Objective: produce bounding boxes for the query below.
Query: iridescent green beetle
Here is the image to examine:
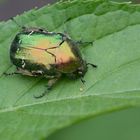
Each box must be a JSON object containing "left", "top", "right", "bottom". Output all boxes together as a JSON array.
[{"left": 6, "top": 20, "right": 97, "bottom": 98}]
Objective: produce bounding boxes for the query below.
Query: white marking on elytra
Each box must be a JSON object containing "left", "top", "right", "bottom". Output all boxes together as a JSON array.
[
  {"left": 31, "top": 70, "right": 43, "bottom": 76},
  {"left": 21, "top": 59, "right": 25, "bottom": 68},
  {"left": 16, "top": 48, "right": 20, "bottom": 53},
  {"left": 22, "top": 63, "right": 25, "bottom": 68},
  {"left": 28, "top": 31, "right": 34, "bottom": 38},
  {"left": 19, "top": 40, "right": 22, "bottom": 44},
  {"left": 37, "top": 70, "right": 43, "bottom": 74}
]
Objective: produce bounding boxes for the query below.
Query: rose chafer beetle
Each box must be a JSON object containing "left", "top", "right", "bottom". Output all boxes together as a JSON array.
[{"left": 5, "top": 19, "right": 97, "bottom": 98}]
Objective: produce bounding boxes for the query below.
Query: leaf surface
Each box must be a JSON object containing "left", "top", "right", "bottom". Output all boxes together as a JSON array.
[{"left": 0, "top": 0, "right": 140, "bottom": 139}]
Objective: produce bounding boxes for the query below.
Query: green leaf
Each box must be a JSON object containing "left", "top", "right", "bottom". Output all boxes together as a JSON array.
[{"left": 0, "top": 0, "right": 140, "bottom": 139}]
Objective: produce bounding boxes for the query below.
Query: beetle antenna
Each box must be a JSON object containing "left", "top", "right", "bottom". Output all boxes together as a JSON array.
[
  {"left": 10, "top": 17, "right": 26, "bottom": 30},
  {"left": 86, "top": 63, "right": 97, "bottom": 68}
]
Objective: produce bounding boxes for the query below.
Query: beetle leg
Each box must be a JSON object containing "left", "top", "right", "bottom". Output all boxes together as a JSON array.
[
  {"left": 73, "top": 40, "right": 93, "bottom": 48},
  {"left": 34, "top": 76, "right": 60, "bottom": 99},
  {"left": 3, "top": 71, "right": 20, "bottom": 76},
  {"left": 46, "top": 78, "right": 59, "bottom": 91},
  {"left": 38, "top": 28, "right": 49, "bottom": 33},
  {"left": 3, "top": 67, "right": 21, "bottom": 76},
  {"left": 3, "top": 67, "right": 34, "bottom": 77}
]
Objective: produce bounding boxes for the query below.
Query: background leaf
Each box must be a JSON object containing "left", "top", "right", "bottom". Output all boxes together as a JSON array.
[
  {"left": 0, "top": 0, "right": 140, "bottom": 139},
  {"left": 48, "top": 107, "right": 140, "bottom": 140}
]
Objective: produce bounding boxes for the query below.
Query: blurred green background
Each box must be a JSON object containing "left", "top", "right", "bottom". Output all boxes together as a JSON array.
[
  {"left": 48, "top": 107, "right": 140, "bottom": 140},
  {"left": 0, "top": 0, "right": 140, "bottom": 140}
]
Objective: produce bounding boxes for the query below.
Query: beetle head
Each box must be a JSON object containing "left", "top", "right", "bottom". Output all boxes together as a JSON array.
[
  {"left": 70, "top": 61, "right": 97, "bottom": 79},
  {"left": 76, "top": 60, "right": 88, "bottom": 78},
  {"left": 66, "top": 60, "right": 87, "bottom": 79}
]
